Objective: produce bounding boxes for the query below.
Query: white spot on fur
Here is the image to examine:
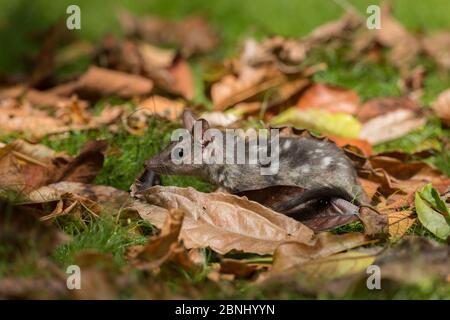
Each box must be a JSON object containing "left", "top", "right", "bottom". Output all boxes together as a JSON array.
[
  {"left": 301, "top": 166, "right": 311, "bottom": 173},
  {"left": 321, "top": 156, "right": 333, "bottom": 167},
  {"left": 283, "top": 140, "right": 292, "bottom": 149}
]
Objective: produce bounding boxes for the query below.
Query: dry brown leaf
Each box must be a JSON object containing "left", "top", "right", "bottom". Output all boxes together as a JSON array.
[
  {"left": 386, "top": 210, "right": 416, "bottom": 239},
  {"left": 51, "top": 140, "right": 108, "bottom": 183},
  {"left": 296, "top": 83, "right": 360, "bottom": 114},
  {"left": 374, "top": 236, "right": 449, "bottom": 285},
  {"left": 0, "top": 139, "right": 106, "bottom": 193},
  {"left": 0, "top": 98, "right": 68, "bottom": 139},
  {"left": 359, "top": 207, "right": 388, "bottom": 236},
  {"left": 210, "top": 38, "right": 310, "bottom": 110},
  {"left": 375, "top": 3, "right": 421, "bottom": 68},
  {"left": 304, "top": 11, "right": 362, "bottom": 46},
  {"left": 432, "top": 88, "right": 450, "bottom": 126},
  {"left": 127, "top": 209, "right": 200, "bottom": 273},
  {"left": 118, "top": 11, "right": 218, "bottom": 57},
  {"left": 353, "top": 152, "right": 448, "bottom": 199},
  {"left": 0, "top": 197, "right": 69, "bottom": 257},
  {"left": 359, "top": 108, "right": 426, "bottom": 144},
  {"left": 357, "top": 97, "right": 421, "bottom": 123},
  {"left": 28, "top": 181, "right": 130, "bottom": 210},
  {"left": 271, "top": 232, "right": 373, "bottom": 273},
  {"left": 219, "top": 258, "right": 267, "bottom": 279},
  {"left": 358, "top": 177, "right": 380, "bottom": 201},
  {"left": 0, "top": 277, "right": 69, "bottom": 299},
  {"left": 259, "top": 233, "right": 377, "bottom": 289},
  {"left": 328, "top": 136, "right": 372, "bottom": 156},
  {"left": 50, "top": 66, "right": 153, "bottom": 99},
  {"left": 422, "top": 31, "right": 450, "bottom": 71},
  {"left": 127, "top": 185, "right": 315, "bottom": 255}
]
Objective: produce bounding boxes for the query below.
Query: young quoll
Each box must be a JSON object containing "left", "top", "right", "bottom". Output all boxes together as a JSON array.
[{"left": 144, "top": 110, "right": 367, "bottom": 206}]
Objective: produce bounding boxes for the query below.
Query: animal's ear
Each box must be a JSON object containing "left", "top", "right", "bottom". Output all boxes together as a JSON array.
[
  {"left": 193, "top": 118, "right": 212, "bottom": 145},
  {"left": 198, "top": 118, "right": 210, "bottom": 133},
  {"left": 182, "top": 110, "right": 197, "bottom": 132}
]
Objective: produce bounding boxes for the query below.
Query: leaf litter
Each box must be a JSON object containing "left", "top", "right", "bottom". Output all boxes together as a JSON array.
[{"left": 0, "top": 5, "right": 449, "bottom": 299}]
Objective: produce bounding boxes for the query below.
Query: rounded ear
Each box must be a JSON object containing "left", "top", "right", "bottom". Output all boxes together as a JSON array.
[
  {"left": 182, "top": 110, "right": 197, "bottom": 132},
  {"left": 198, "top": 118, "right": 210, "bottom": 132}
]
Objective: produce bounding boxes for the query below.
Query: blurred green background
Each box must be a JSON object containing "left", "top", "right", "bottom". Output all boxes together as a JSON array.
[{"left": 1, "top": 0, "right": 450, "bottom": 73}]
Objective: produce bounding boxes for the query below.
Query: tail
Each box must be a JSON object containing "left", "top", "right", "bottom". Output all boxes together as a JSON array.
[{"left": 270, "top": 186, "right": 360, "bottom": 213}]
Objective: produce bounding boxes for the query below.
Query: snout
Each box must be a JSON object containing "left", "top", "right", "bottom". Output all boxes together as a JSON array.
[{"left": 144, "top": 156, "right": 172, "bottom": 174}]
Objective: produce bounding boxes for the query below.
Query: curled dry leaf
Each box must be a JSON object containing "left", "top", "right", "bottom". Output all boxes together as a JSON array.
[
  {"left": 357, "top": 96, "right": 421, "bottom": 123},
  {"left": 126, "top": 185, "right": 315, "bottom": 255},
  {"left": 0, "top": 98, "right": 68, "bottom": 139},
  {"left": 124, "top": 95, "right": 186, "bottom": 134},
  {"left": 0, "top": 197, "right": 69, "bottom": 257},
  {"left": 432, "top": 88, "right": 450, "bottom": 126},
  {"left": 296, "top": 83, "right": 360, "bottom": 114},
  {"left": 358, "top": 206, "right": 388, "bottom": 236},
  {"left": 354, "top": 152, "right": 448, "bottom": 198},
  {"left": 328, "top": 136, "right": 372, "bottom": 157},
  {"left": 210, "top": 38, "right": 311, "bottom": 110},
  {"left": 422, "top": 31, "right": 450, "bottom": 71},
  {"left": 28, "top": 181, "right": 130, "bottom": 211},
  {"left": 374, "top": 3, "right": 421, "bottom": 69},
  {"left": 0, "top": 277, "right": 69, "bottom": 299},
  {"left": 127, "top": 209, "right": 200, "bottom": 273},
  {"left": 118, "top": 11, "right": 218, "bottom": 57},
  {"left": 0, "top": 85, "right": 89, "bottom": 109},
  {"left": 359, "top": 109, "right": 426, "bottom": 144},
  {"left": 50, "top": 66, "right": 153, "bottom": 99},
  {"left": 271, "top": 232, "right": 373, "bottom": 273},
  {"left": 374, "top": 236, "right": 450, "bottom": 285},
  {"left": 385, "top": 210, "right": 416, "bottom": 240},
  {"left": 304, "top": 11, "right": 362, "bottom": 46},
  {"left": 259, "top": 233, "right": 377, "bottom": 290},
  {"left": 0, "top": 91, "right": 123, "bottom": 139},
  {"left": 0, "top": 139, "right": 106, "bottom": 193},
  {"left": 357, "top": 97, "right": 425, "bottom": 144}
]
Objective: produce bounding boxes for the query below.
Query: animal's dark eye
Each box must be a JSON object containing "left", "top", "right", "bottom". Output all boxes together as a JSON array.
[{"left": 178, "top": 149, "right": 184, "bottom": 158}]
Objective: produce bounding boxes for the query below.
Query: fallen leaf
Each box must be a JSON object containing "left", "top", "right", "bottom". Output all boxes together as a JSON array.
[
  {"left": 358, "top": 206, "right": 388, "bottom": 236},
  {"left": 127, "top": 209, "right": 200, "bottom": 274},
  {"left": 296, "top": 83, "right": 359, "bottom": 114},
  {"left": 28, "top": 181, "right": 130, "bottom": 211},
  {"left": 422, "top": 31, "right": 450, "bottom": 71},
  {"left": 304, "top": 11, "right": 362, "bottom": 46},
  {"left": 0, "top": 139, "right": 106, "bottom": 193},
  {"left": 328, "top": 136, "right": 372, "bottom": 156},
  {"left": 374, "top": 3, "right": 421, "bottom": 69},
  {"left": 118, "top": 11, "right": 218, "bottom": 57},
  {"left": 359, "top": 108, "right": 426, "bottom": 144},
  {"left": 357, "top": 97, "right": 421, "bottom": 123},
  {"left": 137, "top": 96, "right": 185, "bottom": 122},
  {"left": 219, "top": 258, "right": 267, "bottom": 279},
  {"left": 374, "top": 236, "right": 449, "bottom": 285},
  {"left": 271, "top": 108, "right": 361, "bottom": 138},
  {"left": 386, "top": 210, "right": 416, "bottom": 239},
  {"left": 432, "top": 88, "right": 450, "bottom": 126},
  {"left": 51, "top": 139, "right": 108, "bottom": 183},
  {"left": 270, "top": 232, "right": 373, "bottom": 273},
  {"left": 419, "top": 183, "right": 449, "bottom": 216},
  {"left": 415, "top": 191, "right": 450, "bottom": 240},
  {"left": 50, "top": 66, "right": 153, "bottom": 99},
  {"left": 127, "top": 185, "right": 315, "bottom": 255}
]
